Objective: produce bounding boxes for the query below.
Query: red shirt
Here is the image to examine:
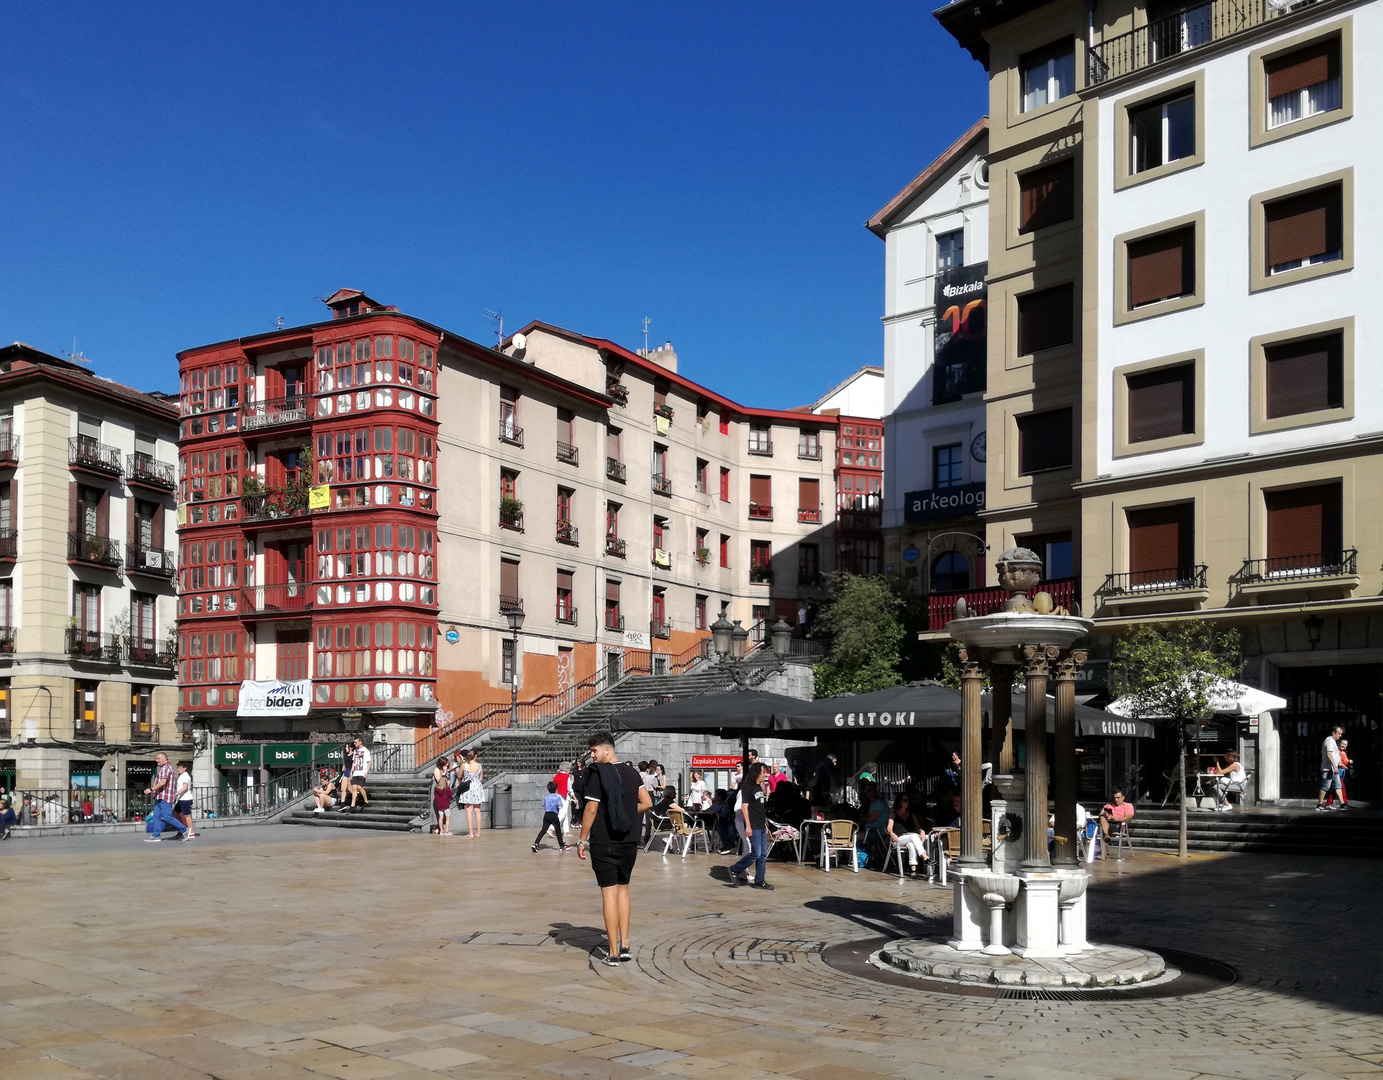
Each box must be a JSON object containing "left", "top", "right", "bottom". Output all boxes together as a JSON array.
[{"left": 553, "top": 772, "right": 570, "bottom": 798}]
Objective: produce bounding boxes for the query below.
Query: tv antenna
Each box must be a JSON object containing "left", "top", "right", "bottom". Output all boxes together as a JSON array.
[
  {"left": 276, "top": 316, "right": 285, "bottom": 329},
  {"left": 642, "top": 316, "right": 651, "bottom": 356},
  {"left": 484, "top": 309, "right": 503, "bottom": 348},
  {"left": 65, "top": 337, "right": 90, "bottom": 364}
]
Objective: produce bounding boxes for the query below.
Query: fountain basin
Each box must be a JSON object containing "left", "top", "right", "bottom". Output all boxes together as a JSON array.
[{"left": 946, "top": 613, "right": 1093, "bottom": 651}]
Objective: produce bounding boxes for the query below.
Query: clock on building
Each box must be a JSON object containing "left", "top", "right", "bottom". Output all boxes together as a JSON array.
[{"left": 970, "top": 432, "right": 986, "bottom": 463}]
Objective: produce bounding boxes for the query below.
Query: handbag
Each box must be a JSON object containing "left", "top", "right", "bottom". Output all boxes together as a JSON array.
[{"left": 455, "top": 770, "right": 473, "bottom": 795}]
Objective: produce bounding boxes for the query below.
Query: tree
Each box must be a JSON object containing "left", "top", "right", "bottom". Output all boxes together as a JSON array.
[
  {"left": 812, "top": 574, "right": 904, "bottom": 698},
  {"left": 1110, "top": 622, "right": 1242, "bottom": 858}
]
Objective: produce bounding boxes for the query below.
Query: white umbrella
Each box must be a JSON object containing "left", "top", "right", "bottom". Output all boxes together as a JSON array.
[{"left": 1107, "top": 673, "right": 1286, "bottom": 719}]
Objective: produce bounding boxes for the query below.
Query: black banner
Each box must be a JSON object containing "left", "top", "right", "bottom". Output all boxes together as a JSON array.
[{"left": 933, "top": 262, "right": 987, "bottom": 404}]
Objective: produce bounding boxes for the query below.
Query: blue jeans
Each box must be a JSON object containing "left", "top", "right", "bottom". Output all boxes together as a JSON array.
[
  {"left": 147, "top": 800, "right": 186, "bottom": 836},
  {"left": 731, "top": 827, "right": 768, "bottom": 884}
]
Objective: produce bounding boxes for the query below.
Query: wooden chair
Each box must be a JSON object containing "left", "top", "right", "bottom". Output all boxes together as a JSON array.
[
  {"left": 820, "top": 819, "right": 858, "bottom": 873},
  {"left": 661, "top": 809, "right": 709, "bottom": 857}
]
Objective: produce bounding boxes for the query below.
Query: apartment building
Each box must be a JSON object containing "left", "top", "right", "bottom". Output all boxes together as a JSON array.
[
  {"left": 936, "top": 0, "right": 1381, "bottom": 801},
  {"left": 867, "top": 118, "right": 992, "bottom": 626},
  {"left": 0, "top": 344, "right": 179, "bottom": 797}
]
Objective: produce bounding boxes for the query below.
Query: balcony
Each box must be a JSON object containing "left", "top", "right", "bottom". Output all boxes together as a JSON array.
[
  {"left": 653, "top": 548, "right": 671, "bottom": 570},
  {"left": 607, "top": 382, "right": 629, "bottom": 406},
  {"left": 606, "top": 457, "right": 627, "bottom": 482},
  {"left": 654, "top": 403, "right": 675, "bottom": 422},
  {"left": 748, "top": 502, "right": 773, "bottom": 521},
  {"left": 126, "top": 452, "right": 175, "bottom": 490},
  {"left": 556, "top": 605, "right": 578, "bottom": 626},
  {"left": 129, "top": 723, "right": 160, "bottom": 743},
  {"left": 0, "top": 428, "right": 19, "bottom": 466},
  {"left": 798, "top": 442, "right": 822, "bottom": 461},
  {"left": 240, "top": 493, "right": 311, "bottom": 527},
  {"left": 798, "top": 507, "right": 822, "bottom": 524},
  {"left": 653, "top": 622, "right": 672, "bottom": 640},
  {"left": 605, "top": 613, "right": 625, "bottom": 632},
  {"left": 125, "top": 637, "right": 176, "bottom": 672},
  {"left": 749, "top": 566, "right": 773, "bottom": 585},
  {"left": 240, "top": 584, "right": 314, "bottom": 617},
  {"left": 127, "top": 545, "right": 175, "bottom": 579},
  {"left": 69, "top": 436, "right": 123, "bottom": 477},
  {"left": 499, "top": 595, "right": 524, "bottom": 616},
  {"left": 499, "top": 504, "right": 525, "bottom": 532},
  {"left": 556, "top": 520, "right": 578, "bottom": 545},
  {"left": 747, "top": 439, "right": 774, "bottom": 457},
  {"left": 651, "top": 474, "right": 672, "bottom": 496},
  {"left": 1231, "top": 550, "right": 1359, "bottom": 599},
  {"left": 68, "top": 532, "right": 123, "bottom": 572},
  {"left": 556, "top": 441, "right": 579, "bottom": 465},
  {"left": 927, "top": 578, "right": 1078, "bottom": 632},
  {"left": 605, "top": 536, "right": 627, "bottom": 558},
  {"left": 1097, "top": 566, "right": 1209, "bottom": 608},
  {"left": 73, "top": 721, "right": 105, "bottom": 742},
  {"left": 67, "top": 628, "right": 122, "bottom": 664},
  {"left": 498, "top": 419, "right": 524, "bottom": 447},
  {"left": 241, "top": 395, "right": 310, "bottom": 432},
  {"left": 1088, "top": 0, "right": 1271, "bottom": 86},
  {"left": 0, "top": 528, "right": 15, "bottom": 560},
  {"left": 0, "top": 625, "right": 14, "bottom": 657},
  {"left": 798, "top": 571, "right": 822, "bottom": 587}
]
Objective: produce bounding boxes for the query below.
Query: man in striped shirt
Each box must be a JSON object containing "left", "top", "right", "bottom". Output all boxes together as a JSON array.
[{"left": 144, "top": 752, "right": 190, "bottom": 843}]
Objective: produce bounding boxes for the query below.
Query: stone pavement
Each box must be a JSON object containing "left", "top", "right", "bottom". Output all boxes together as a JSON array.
[{"left": 0, "top": 825, "right": 1380, "bottom": 1080}]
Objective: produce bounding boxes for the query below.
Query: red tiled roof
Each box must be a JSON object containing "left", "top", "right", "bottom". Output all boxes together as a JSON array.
[{"left": 865, "top": 117, "right": 988, "bottom": 238}]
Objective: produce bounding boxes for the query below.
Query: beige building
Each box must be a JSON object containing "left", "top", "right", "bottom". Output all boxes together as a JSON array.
[{"left": 0, "top": 345, "right": 180, "bottom": 802}]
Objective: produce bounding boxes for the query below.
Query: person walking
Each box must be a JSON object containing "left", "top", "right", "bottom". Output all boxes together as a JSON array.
[
  {"left": 143, "top": 752, "right": 190, "bottom": 842},
  {"left": 173, "top": 761, "right": 196, "bottom": 838},
  {"left": 576, "top": 731, "right": 652, "bottom": 967},
  {"left": 553, "top": 763, "right": 573, "bottom": 837},
  {"left": 532, "top": 781, "right": 570, "bottom": 852},
  {"left": 728, "top": 762, "right": 774, "bottom": 890},
  {"left": 346, "top": 737, "right": 372, "bottom": 810},
  {"left": 432, "top": 757, "right": 453, "bottom": 835},
  {"left": 458, "top": 750, "right": 484, "bottom": 837},
  {"left": 1325, "top": 737, "right": 1354, "bottom": 809},
  {"left": 1316, "top": 725, "right": 1345, "bottom": 811}
]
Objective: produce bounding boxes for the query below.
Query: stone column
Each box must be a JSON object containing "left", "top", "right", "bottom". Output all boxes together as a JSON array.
[
  {"left": 989, "top": 666, "right": 1014, "bottom": 775},
  {"left": 1021, "top": 644, "right": 1056, "bottom": 871},
  {"left": 959, "top": 649, "right": 984, "bottom": 868},
  {"left": 1051, "top": 650, "right": 1086, "bottom": 868}
]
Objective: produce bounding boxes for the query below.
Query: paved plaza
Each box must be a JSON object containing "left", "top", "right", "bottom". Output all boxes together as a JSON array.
[{"left": 0, "top": 825, "right": 1380, "bottom": 1080}]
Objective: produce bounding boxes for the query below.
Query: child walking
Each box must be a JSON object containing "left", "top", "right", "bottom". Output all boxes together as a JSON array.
[{"left": 532, "top": 781, "right": 571, "bottom": 852}]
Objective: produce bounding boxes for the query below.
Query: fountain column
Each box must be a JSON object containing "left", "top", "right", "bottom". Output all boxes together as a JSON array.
[
  {"left": 990, "top": 666, "right": 1014, "bottom": 775},
  {"left": 1052, "top": 651, "right": 1086, "bottom": 868},
  {"left": 1021, "top": 644, "right": 1056, "bottom": 871},
  {"left": 959, "top": 649, "right": 985, "bottom": 868}
]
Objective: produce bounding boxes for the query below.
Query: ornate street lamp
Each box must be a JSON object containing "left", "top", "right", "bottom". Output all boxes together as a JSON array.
[
  {"left": 730, "top": 619, "right": 749, "bottom": 660},
  {"left": 710, "top": 604, "right": 734, "bottom": 659},
  {"left": 505, "top": 608, "right": 525, "bottom": 727},
  {"left": 770, "top": 617, "right": 793, "bottom": 659}
]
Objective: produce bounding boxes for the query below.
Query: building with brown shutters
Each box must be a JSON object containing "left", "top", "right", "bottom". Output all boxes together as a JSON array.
[
  {"left": 0, "top": 344, "right": 179, "bottom": 798},
  {"left": 936, "top": 0, "right": 1381, "bottom": 804}
]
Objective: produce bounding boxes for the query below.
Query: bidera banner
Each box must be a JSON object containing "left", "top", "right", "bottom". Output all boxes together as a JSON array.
[{"left": 237, "top": 680, "right": 311, "bottom": 717}]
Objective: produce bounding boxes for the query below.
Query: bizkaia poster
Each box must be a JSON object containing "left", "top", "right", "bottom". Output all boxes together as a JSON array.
[{"left": 933, "top": 262, "right": 987, "bottom": 404}]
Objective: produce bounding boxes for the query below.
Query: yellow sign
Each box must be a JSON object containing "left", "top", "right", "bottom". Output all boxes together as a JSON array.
[{"left": 308, "top": 484, "right": 330, "bottom": 510}]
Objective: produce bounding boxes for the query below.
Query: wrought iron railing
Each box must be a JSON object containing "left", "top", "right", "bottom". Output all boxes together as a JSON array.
[
  {"left": 69, "top": 436, "right": 122, "bottom": 475},
  {"left": 556, "top": 521, "right": 578, "bottom": 545},
  {"left": 557, "top": 441, "right": 578, "bottom": 465},
  {"left": 127, "top": 545, "right": 174, "bottom": 577},
  {"left": 606, "top": 457, "right": 626, "bottom": 482},
  {"left": 605, "top": 536, "right": 626, "bottom": 558},
  {"left": 654, "top": 403, "right": 675, "bottom": 421},
  {"left": 0, "top": 528, "right": 15, "bottom": 559},
  {"left": 126, "top": 452, "right": 176, "bottom": 489},
  {"left": 7, "top": 773, "right": 319, "bottom": 826},
  {"left": 241, "top": 395, "right": 309, "bottom": 431},
  {"left": 68, "top": 532, "right": 123, "bottom": 571},
  {"left": 499, "top": 505, "right": 524, "bottom": 531},
  {"left": 556, "top": 605, "right": 578, "bottom": 625},
  {"left": 651, "top": 474, "right": 672, "bottom": 495},
  {"left": 607, "top": 382, "right": 629, "bottom": 406},
  {"left": 748, "top": 502, "right": 773, "bottom": 520},
  {"left": 241, "top": 493, "right": 310, "bottom": 523},
  {"left": 798, "top": 507, "right": 822, "bottom": 524},
  {"left": 498, "top": 419, "right": 524, "bottom": 446},
  {"left": 653, "top": 622, "right": 672, "bottom": 639},
  {"left": 747, "top": 438, "right": 773, "bottom": 456},
  {"left": 798, "top": 571, "right": 822, "bottom": 587},
  {"left": 499, "top": 594, "right": 524, "bottom": 615},
  {"left": 0, "top": 429, "right": 19, "bottom": 465},
  {"left": 798, "top": 443, "right": 822, "bottom": 461},
  {"left": 129, "top": 724, "right": 159, "bottom": 743},
  {"left": 1088, "top": 0, "right": 1267, "bottom": 85},
  {"left": 240, "top": 584, "right": 314, "bottom": 616},
  {"left": 749, "top": 566, "right": 774, "bottom": 585},
  {"left": 927, "top": 577, "right": 1078, "bottom": 631},
  {"left": 1097, "top": 565, "right": 1208, "bottom": 597},
  {"left": 1232, "top": 550, "right": 1358, "bottom": 585},
  {"left": 0, "top": 626, "right": 15, "bottom": 655},
  {"left": 605, "top": 613, "right": 625, "bottom": 631},
  {"left": 125, "top": 637, "right": 177, "bottom": 670},
  {"left": 652, "top": 548, "right": 671, "bottom": 569}
]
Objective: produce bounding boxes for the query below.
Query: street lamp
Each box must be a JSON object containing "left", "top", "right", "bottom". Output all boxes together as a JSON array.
[
  {"left": 710, "top": 604, "right": 734, "bottom": 659},
  {"left": 505, "top": 608, "right": 525, "bottom": 727},
  {"left": 730, "top": 619, "right": 749, "bottom": 660},
  {"left": 1304, "top": 613, "right": 1324, "bottom": 650},
  {"left": 770, "top": 617, "right": 793, "bottom": 660}
]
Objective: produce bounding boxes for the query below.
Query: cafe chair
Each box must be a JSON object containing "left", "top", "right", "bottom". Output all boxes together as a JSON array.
[{"left": 820, "top": 820, "right": 858, "bottom": 873}]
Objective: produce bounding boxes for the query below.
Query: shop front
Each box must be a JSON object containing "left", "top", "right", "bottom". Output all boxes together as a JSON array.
[{"left": 214, "top": 744, "right": 261, "bottom": 814}]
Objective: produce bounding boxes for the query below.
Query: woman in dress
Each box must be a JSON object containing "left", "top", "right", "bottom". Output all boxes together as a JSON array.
[
  {"left": 432, "top": 758, "right": 453, "bottom": 835},
  {"left": 459, "top": 749, "right": 485, "bottom": 838},
  {"left": 687, "top": 770, "right": 708, "bottom": 810}
]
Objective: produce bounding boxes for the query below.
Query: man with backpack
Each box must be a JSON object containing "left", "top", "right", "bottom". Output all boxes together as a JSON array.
[{"left": 576, "top": 731, "right": 652, "bottom": 967}]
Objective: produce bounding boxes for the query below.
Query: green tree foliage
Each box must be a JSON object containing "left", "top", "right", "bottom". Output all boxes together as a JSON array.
[
  {"left": 1110, "top": 622, "right": 1242, "bottom": 858},
  {"left": 812, "top": 574, "right": 905, "bottom": 697}
]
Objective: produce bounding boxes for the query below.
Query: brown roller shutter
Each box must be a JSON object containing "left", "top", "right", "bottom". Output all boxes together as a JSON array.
[
  {"left": 749, "top": 475, "right": 771, "bottom": 506},
  {"left": 151, "top": 504, "right": 164, "bottom": 548},
  {"left": 1265, "top": 186, "right": 1341, "bottom": 269},
  {"left": 1128, "top": 227, "right": 1193, "bottom": 307},
  {"left": 1266, "top": 483, "right": 1341, "bottom": 564},
  {"left": 1265, "top": 333, "right": 1343, "bottom": 418},
  {"left": 605, "top": 578, "right": 621, "bottom": 603},
  {"left": 128, "top": 498, "right": 136, "bottom": 549},
  {"left": 1127, "top": 503, "right": 1194, "bottom": 581},
  {"left": 1127, "top": 363, "right": 1194, "bottom": 442},
  {"left": 557, "top": 569, "right": 573, "bottom": 591},
  {"left": 1266, "top": 38, "right": 1338, "bottom": 99},
  {"left": 500, "top": 558, "right": 518, "bottom": 597},
  {"left": 1016, "top": 409, "right": 1073, "bottom": 474},
  {"left": 69, "top": 481, "right": 78, "bottom": 533},
  {"left": 1017, "top": 283, "right": 1075, "bottom": 355},
  {"left": 96, "top": 490, "right": 109, "bottom": 537},
  {"left": 798, "top": 478, "right": 819, "bottom": 511},
  {"left": 1019, "top": 159, "right": 1076, "bottom": 234}
]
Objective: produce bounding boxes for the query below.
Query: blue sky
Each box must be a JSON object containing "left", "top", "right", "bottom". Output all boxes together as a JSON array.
[{"left": 0, "top": 3, "right": 986, "bottom": 407}]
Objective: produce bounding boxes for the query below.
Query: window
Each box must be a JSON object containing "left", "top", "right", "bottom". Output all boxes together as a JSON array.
[
  {"left": 1265, "top": 185, "right": 1342, "bottom": 275},
  {"left": 1020, "top": 531, "right": 1073, "bottom": 579},
  {"left": 1130, "top": 92, "right": 1195, "bottom": 174},
  {"left": 1018, "top": 159, "right": 1075, "bottom": 233},
  {"left": 695, "top": 527, "right": 709, "bottom": 564},
  {"left": 749, "top": 475, "right": 772, "bottom": 520},
  {"left": 937, "top": 229, "right": 964, "bottom": 270},
  {"left": 1267, "top": 37, "right": 1342, "bottom": 129},
  {"left": 499, "top": 385, "right": 519, "bottom": 442},
  {"left": 604, "top": 579, "right": 621, "bottom": 629},
  {"left": 1021, "top": 38, "right": 1075, "bottom": 112},
  {"left": 557, "top": 487, "right": 573, "bottom": 524},
  {"left": 747, "top": 424, "right": 772, "bottom": 455},
  {"left": 277, "top": 630, "right": 309, "bottom": 682},
  {"left": 653, "top": 516, "right": 668, "bottom": 552},
  {"left": 1265, "top": 483, "right": 1343, "bottom": 571},
  {"left": 932, "top": 552, "right": 970, "bottom": 592},
  {"left": 750, "top": 540, "right": 772, "bottom": 583},
  {"left": 933, "top": 444, "right": 963, "bottom": 489},
  {"left": 557, "top": 569, "right": 574, "bottom": 623},
  {"left": 652, "top": 588, "right": 666, "bottom": 630},
  {"left": 73, "top": 680, "right": 98, "bottom": 734},
  {"left": 502, "top": 638, "right": 516, "bottom": 685},
  {"left": 1016, "top": 409, "right": 1073, "bottom": 474},
  {"left": 1127, "top": 363, "right": 1195, "bottom": 443},
  {"left": 798, "top": 478, "right": 820, "bottom": 522},
  {"left": 605, "top": 501, "right": 620, "bottom": 540},
  {"left": 1016, "top": 283, "right": 1074, "bottom": 355},
  {"left": 130, "top": 593, "right": 156, "bottom": 650},
  {"left": 500, "top": 558, "right": 520, "bottom": 612},
  {"left": 74, "top": 484, "right": 104, "bottom": 537},
  {"left": 653, "top": 444, "right": 667, "bottom": 479},
  {"left": 696, "top": 458, "right": 709, "bottom": 494},
  {"left": 557, "top": 407, "right": 574, "bottom": 445},
  {"left": 720, "top": 533, "right": 730, "bottom": 568},
  {"left": 798, "top": 430, "right": 821, "bottom": 460},
  {"left": 718, "top": 413, "right": 729, "bottom": 436},
  {"left": 500, "top": 469, "right": 517, "bottom": 501},
  {"left": 1266, "top": 334, "right": 1343, "bottom": 419},
  {"left": 1125, "top": 502, "right": 1195, "bottom": 590},
  {"left": 695, "top": 594, "right": 708, "bottom": 631},
  {"left": 719, "top": 467, "right": 730, "bottom": 502},
  {"left": 73, "top": 584, "right": 100, "bottom": 638},
  {"left": 799, "top": 544, "right": 820, "bottom": 586},
  {"left": 130, "top": 685, "right": 153, "bottom": 737},
  {"left": 1128, "top": 225, "right": 1194, "bottom": 308}
]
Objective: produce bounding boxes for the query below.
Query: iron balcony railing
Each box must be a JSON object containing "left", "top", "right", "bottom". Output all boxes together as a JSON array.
[
  {"left": 605, "top": 536, "right": 626, "bottom": 558},
  {"left": 556, "top": 441, "right": 578, "bottom": 465},
  {"left": 1088, "top": 0, "right": 1267, "bottom": 85},
  {"left": 651, "top": 473, "right": 672, "bottom": 495},
  {"left": 73, "top": 721, "right": 105, "bottom": 741},
  {"left": 240, "top": 584, "right": 314, "bottom": 616},
  {"left": 556, "top": 604, "right": 578, "bottom": 625},
  {"left": 66, "top": 628, "right": 122, "bottom": 663},
  {"left": 0, "top": 626, "right": 15, "bottom": 655},
  {"left": 654, "top": 403, "right": 675, "bottom": 421},
  {"left": 798, "top": 506, "right": 822, "bottom": 524},
  {"left": 556, "top": 520, "right": 578, "bottom": 545},
  {"left": 499, "top": 506, "right": 524, "bottom": 531},
  {"left": 749, "top": 566, "right": 773, "bottom": 585},
  {"left": 653, "top": 622, "right": 672, "bottom": 639},
  {"left": 0, "top": 528, "right": 15, "bottom": 559},
  {"left": 747, "top": 438, "right": 774, "bottom": 456},
  {"left": 606, "top": 457, "right": 626, "bottom": 482},
  {"left": 127, "top": 545, "right": 174, "bottom": 578},
  {"left": 241, "top": 395, "right": 309, "bottom": 431},
  {"left": 499, "top": 594, "right": 524, "bottom": 615},
  {"left": 498, "top": 419, "right": 524, "bottom": 446},
  {"left": 798, "top": 570, "right": 822, "bottom": 587},
  {"left": 0, "top": 428, "right": 19, "bottom": 465},
  {"left": 68, "top": 532, "right": 123, "bottom": 571},
  {"left": 125, "top": 637, "right": 177, "bottom": 670},
  {"left": 748, "top": 502, "right": 773, "bottom": 521},
  {"left": 652, "top": 548, "right": 671, "bottom": 569},
  {"left": 129, "top": 724, "right": 160, "bottom": 743},
  {"left": 1232, "top": 549, "right": 1358, "bottom": 585},
  {"left": 798, "top": 442, "right": 822, "bottom": 461},
  {"left": 69, "top": 436, "right": 123, "bottom": 476},
  {"left": 928, "top": 578, "right": 1077, "bottom": 631},
  {"left": 126, "top": 452, "right": 175, "bottom": 489},
  {"left": 607, "top": 382, "right": 629, "bottom": 406},
  {"left": 1097, "top": 565, "right": 1209, "bottom": 597},
  {"left": 605, "top": 613, "right": 625, "bottom": 631},
  {"left": 241, "top": 493, "right": 310, "bottom": 524},
  {"left": 8, "top": 774, "right": 318, "bottom": 826}
]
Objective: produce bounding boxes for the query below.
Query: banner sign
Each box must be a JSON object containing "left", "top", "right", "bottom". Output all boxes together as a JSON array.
[
  {"left": 933, "top": 262, "right": 987, "bottom": 404},
  {"left": 313, "top": 743, "right": 350, "bottom": 764},
  {"left": 691, "top": 755, "right": 744, "bottom": 768},
  {"left": 215, "top": 744, "right": 261, "bottom": 767},
  {"left": 903, "top": 481, "right": 985, "bottom": 523},
  {"left": 308, "top": 484, "right": 330, "bottom": 510},
  {"left": 237, "top": 680, "right": 311, "bottom": 717},
  {"left": 263, "top": 743, "right": 311, "bottom": 767}
]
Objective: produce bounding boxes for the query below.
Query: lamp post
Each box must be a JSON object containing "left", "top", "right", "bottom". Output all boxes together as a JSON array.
[
  {"left": 505, "top": 608, "right": 525, "bottom": 728},
  {"left": 730, "top": 619, "right": 749, "bottom": 660},
  {"left": 711, "top": 604, "right": 734, "bottom": 660},
  {"left": 769, "top": 617, "right": 793, "bottom": 660}
]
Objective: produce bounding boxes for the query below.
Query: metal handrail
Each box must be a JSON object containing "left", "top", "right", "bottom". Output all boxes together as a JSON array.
[
  {"left": 69, "top": 436, "right": 123, "bottom": 474},
  {"left": 66, "top": 628, "right": 122, "bottom": 662},
  {"left": 68, "top": 532, "right": 123, "bottom": 571},
  {"left": 749, "top": 566, "right": 773, "bottom": 584},
  {"left": 556, "top": 441, "right": 578, "bottom": 465},
  {"left": 499, "top": 595, "right": 524, "bottom": 615},
  {"left": 556, "top": 605, "right": 578, "bottom": 625},
  {"left": 241, "top": 493, "right": 310, "bottom": 523},
  {"left": 0, "top": 429, "right": 20, "bottom": 463},
  {"left": 241, "top": 584, "right": 314, "bottom": 615},
  {"left": 747, "top": 438, "right": 774, "bottom": 456},
  {"left": 556, "top": 521, "right": 578, "bottom": 545},
  {"left": 651, "top": 474, "right": 672, "bottom": 495},
  {"left": 797, "top": 507, "right": 822, "bottom": 523},
  {"left": 748, "top": 503, "right": 773, "bottom": 520},
  {"left": 1089, "top": 0, "right": 1260, "bottom": 85},
  {"left": 125, "top": 637, "right": 177, "bottom": 668},
  {"left": 498, "top": 420, "right": 524, "bottom": 446},
  {"left": 499, "top": 506, "right": 524, "bottom": 531},
  {"left": 0, "top": 528, "right": 15, "bottom": 559},
  {"left": 605, "top": 536, "right": 626, "bottom": 557},
  {"left": 127, "top": 545, "right": 175, "bottom": 577}
]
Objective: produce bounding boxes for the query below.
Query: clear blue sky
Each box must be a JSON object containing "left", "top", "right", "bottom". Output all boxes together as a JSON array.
[{"left": 0, "top": 3, "right": 986, "bottom": 407}]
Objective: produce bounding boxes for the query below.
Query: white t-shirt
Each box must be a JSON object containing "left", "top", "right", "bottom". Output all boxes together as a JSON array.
[
  {"left": 1220, "top": 762, "right": 1246, "bottom": 784},
  {"left": 352, "top": 746, "right": 371, "bottom": 778},
  {"left": 174, "top": 771, "right": 192, "bottom": 803},
  {"left": 1322, "top": 736, "right": 1340, "bottom": 772}
]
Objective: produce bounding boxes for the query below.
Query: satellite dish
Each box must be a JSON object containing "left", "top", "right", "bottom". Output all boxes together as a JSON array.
[{"left": 511, "top": 332, "right": 527, "bottom": 352}]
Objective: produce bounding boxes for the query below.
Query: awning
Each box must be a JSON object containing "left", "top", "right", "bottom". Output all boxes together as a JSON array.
[
  {"left": 1004, "top": 693, "right": 1156, "bottom": 739},
  {"left": 773, "top": 684, "right": 963, "bottom": 732},
  {"left": 1107, "top": 674, "right": 1286, "bottom": 720},
  {"left": 615, "top": 690, "right": 798, "bottom": 738}
]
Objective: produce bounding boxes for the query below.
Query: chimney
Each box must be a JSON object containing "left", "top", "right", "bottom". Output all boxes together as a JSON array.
[{"left": 646, "top": 341, "right": 678, "bottom": 373}]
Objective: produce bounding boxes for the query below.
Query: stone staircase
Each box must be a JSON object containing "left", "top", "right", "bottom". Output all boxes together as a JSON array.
[
  {"left": 1108, "top": 806, "right": 1383, "bottom": 857},
  {"left": 283, "top": 775, "right": 430, "bottom": 833}
]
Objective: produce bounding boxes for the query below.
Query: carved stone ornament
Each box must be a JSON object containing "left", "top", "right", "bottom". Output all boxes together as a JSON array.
[
  {"left": 1054, "top": 650, "right": 1088, "bottom": 681},
  {"left": 1021, "top": 643, "right": 1060, "bottom": 676},
  {"left": 995, "top": 547, "right": 1044, "bottom": 610}
]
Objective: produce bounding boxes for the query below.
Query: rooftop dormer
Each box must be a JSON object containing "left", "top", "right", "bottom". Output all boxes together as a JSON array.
[{"left": 323, "top": 288, "right": 393, "bottom": 319}]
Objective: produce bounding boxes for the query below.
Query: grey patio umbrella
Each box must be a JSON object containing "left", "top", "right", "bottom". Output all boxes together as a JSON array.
[
  {"left": 772, "top": 683, "right": 965, "bottom": 732},
  {"left": 614, "top": 689, "right": 800, "bottom": 738}
]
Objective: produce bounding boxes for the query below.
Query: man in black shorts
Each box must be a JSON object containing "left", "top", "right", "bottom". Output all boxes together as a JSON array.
[{"left": 577, "top": 731, "right": 652, "bottom": 967}]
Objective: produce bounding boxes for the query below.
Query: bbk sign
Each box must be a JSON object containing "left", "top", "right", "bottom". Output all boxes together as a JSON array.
[
  {"left": 903, "top": 481, "right": 985, "bottom": 523},
  {"left": 237, "top": 680, "right": 311, "bottom": 718}
]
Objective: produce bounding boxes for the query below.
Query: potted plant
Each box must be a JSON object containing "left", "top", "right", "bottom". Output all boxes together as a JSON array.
[{"left": 696, "top": 547, "right": 711, "bottom": 566}]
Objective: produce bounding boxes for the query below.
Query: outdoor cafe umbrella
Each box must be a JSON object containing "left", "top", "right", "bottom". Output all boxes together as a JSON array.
[
  {"left": 772, "top": 683, "right": 963, "bottom": 733},
  {"left": 1005, "top": 692, "right": 1156, "bottom": 739},
  {"left": 1105, "top": 675, "right": 1286, "bottom": 720},
  {"left": 615, "top": 689, "right": 804, "bottom": 763}
]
